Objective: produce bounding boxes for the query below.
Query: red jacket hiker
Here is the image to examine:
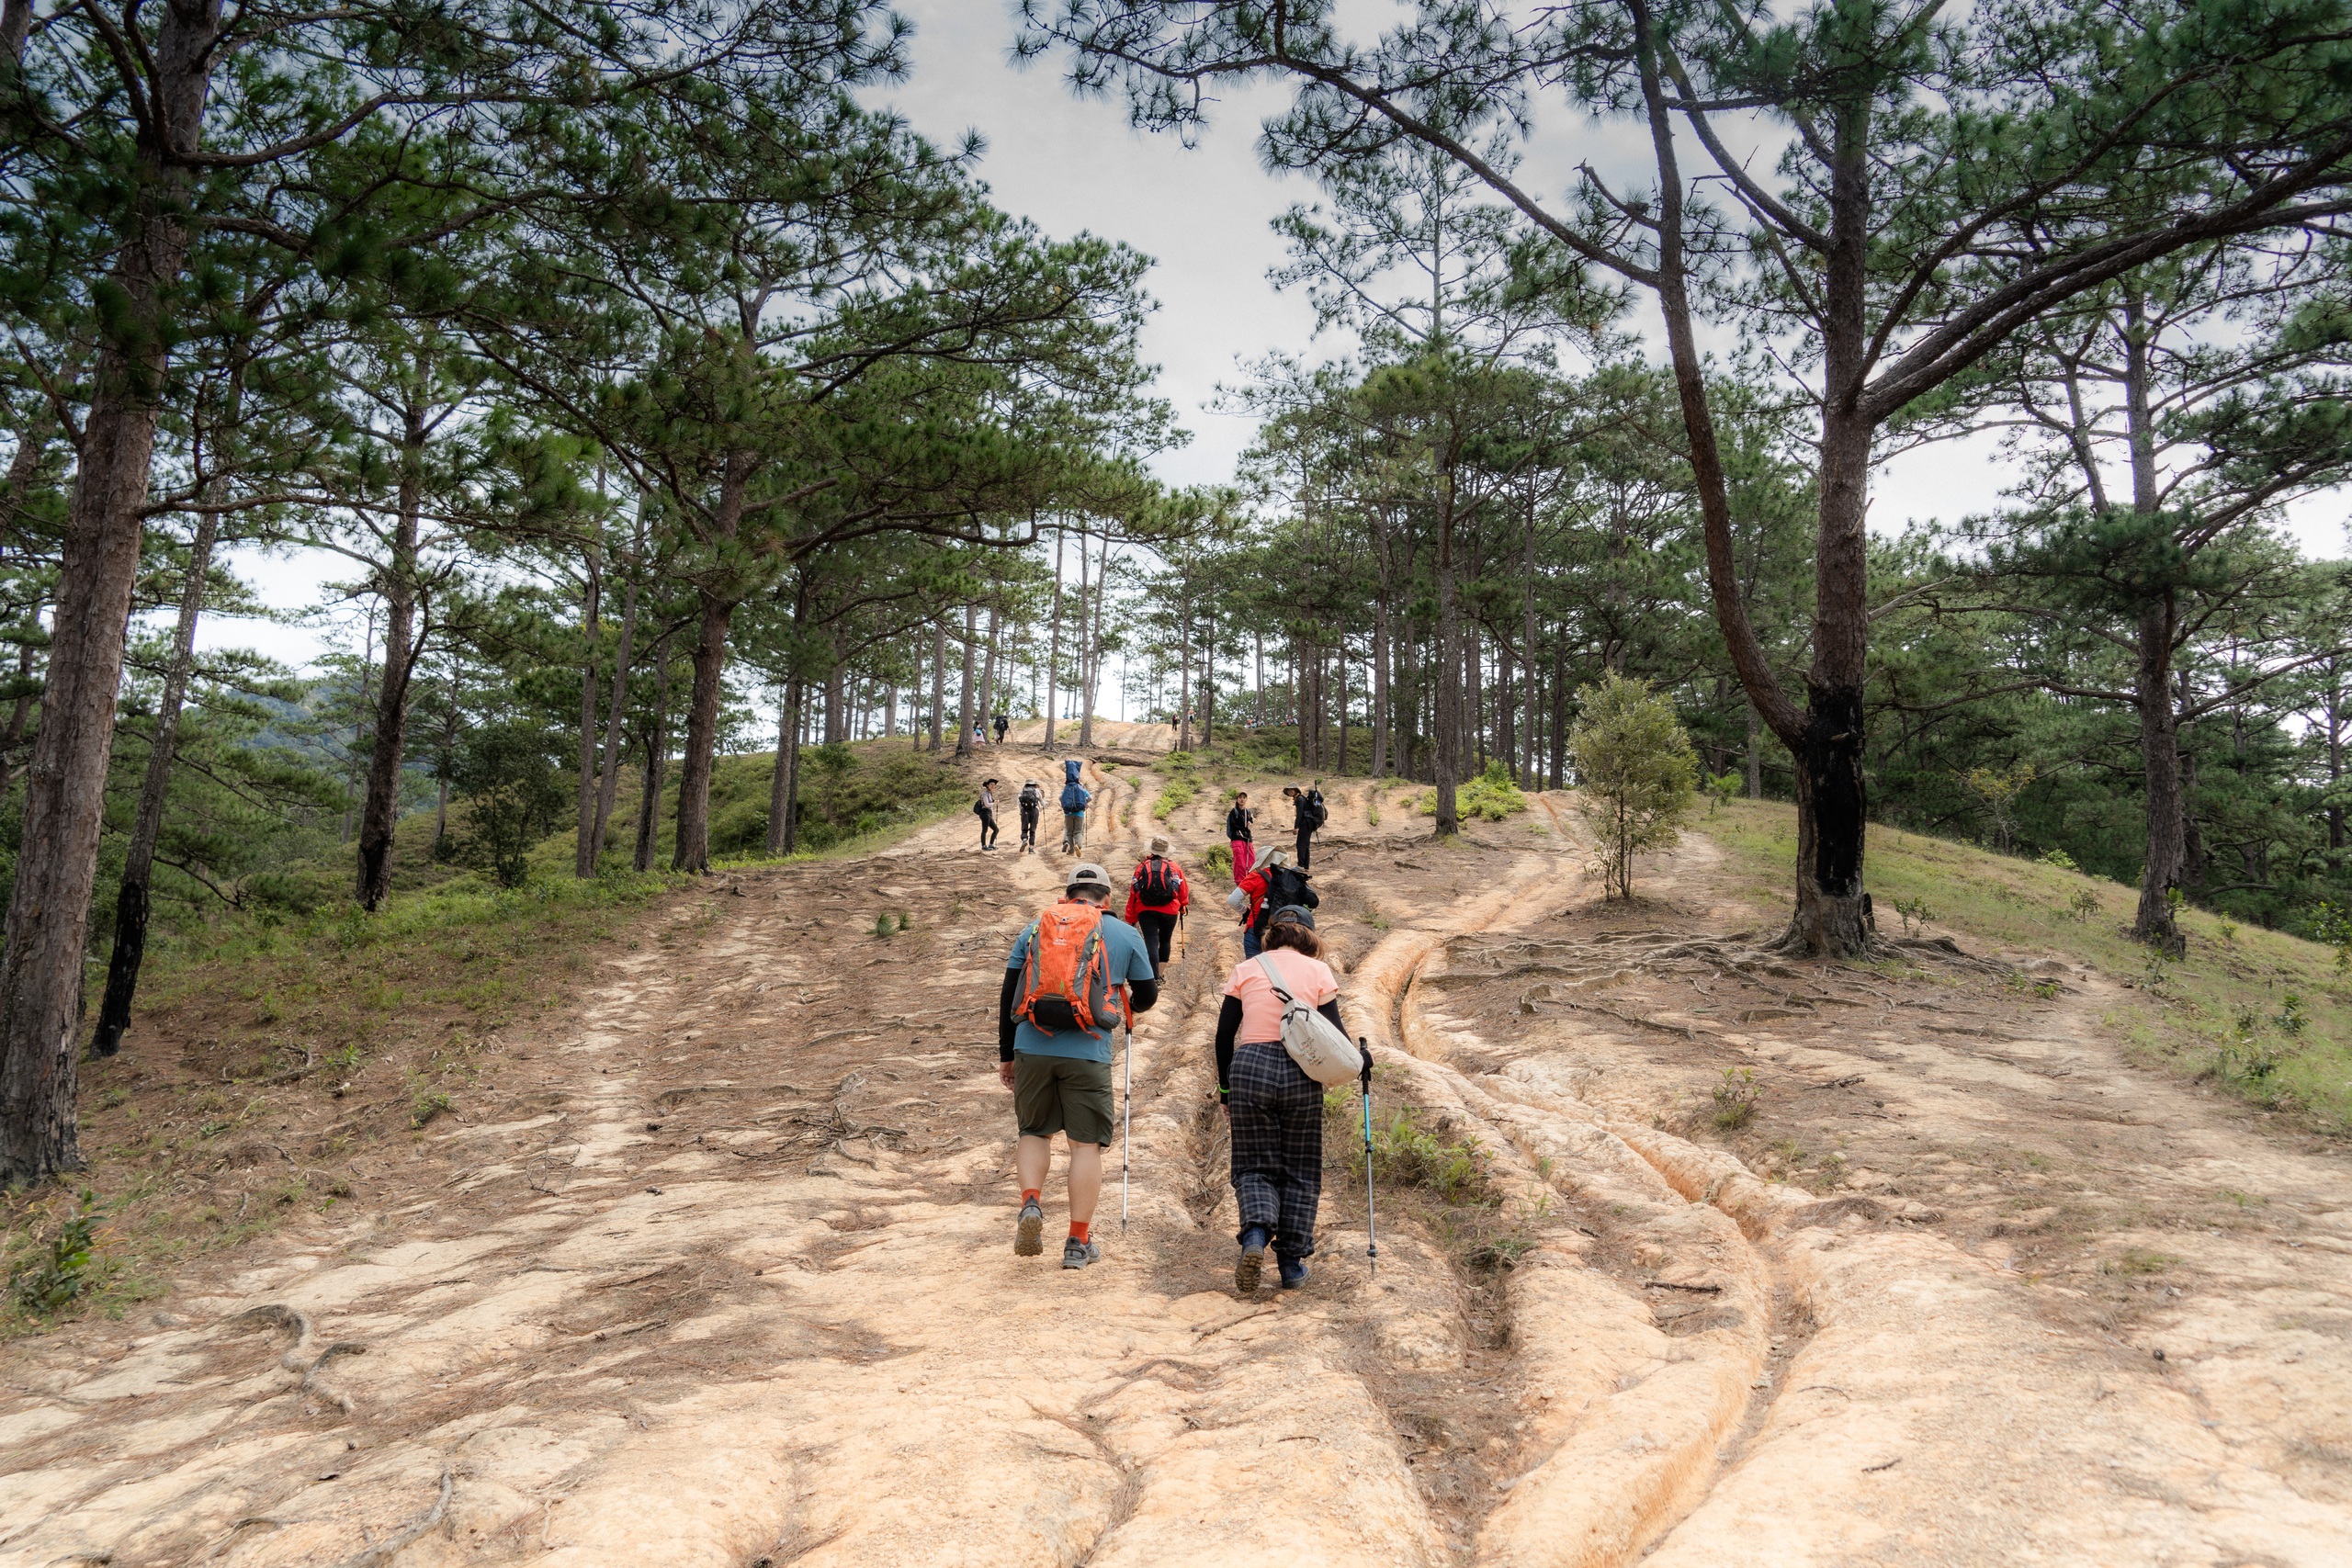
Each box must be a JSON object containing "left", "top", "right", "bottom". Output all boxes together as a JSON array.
[{"left": 1124, "top": 852, "right": 1191, "bottom": 920}]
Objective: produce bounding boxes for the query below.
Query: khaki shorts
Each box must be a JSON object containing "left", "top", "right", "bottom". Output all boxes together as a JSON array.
[{"left": 1014, "top": 1053, "right": 1114, "bottom": 1146}]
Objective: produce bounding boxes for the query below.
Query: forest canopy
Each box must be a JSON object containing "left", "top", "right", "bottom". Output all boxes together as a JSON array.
[{"left": 2, "top": 0, "right": 2349, "bottom": 1180}]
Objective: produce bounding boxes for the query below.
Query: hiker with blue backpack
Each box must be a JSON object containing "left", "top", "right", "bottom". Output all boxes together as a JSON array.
[
  {"left": 1058, "top": 759, "right": 1091, "bottom": 853},
  {"left": 1001, "top": 862, "right": 1159, "bottom": 1269}
]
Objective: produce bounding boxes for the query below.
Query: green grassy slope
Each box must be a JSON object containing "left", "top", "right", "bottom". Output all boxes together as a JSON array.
[{"left": 1704, "top": 798, "right": 2352, "bottom": 1129}]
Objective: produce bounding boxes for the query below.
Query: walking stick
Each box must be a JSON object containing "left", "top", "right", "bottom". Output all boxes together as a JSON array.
[
  {"left": 1121, "top": 1017, "right": 1133, "bottom": 1231},
  {"left": 1359, "top": 1038, "right": 1377, "bottom": 1275}
]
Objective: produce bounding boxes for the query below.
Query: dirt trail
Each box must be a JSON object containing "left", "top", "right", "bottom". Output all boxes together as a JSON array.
[{"left": 4, "top": 784, "right": 2347, "bottom": 1565}]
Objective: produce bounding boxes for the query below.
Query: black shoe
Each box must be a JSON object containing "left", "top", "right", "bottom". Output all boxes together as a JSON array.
[
  {"left": 1278, "top": 1257, "right": 1309, "bottom": 1290},
  {"left": 1063, "top": 1236, "right": 1102, "bottom": 1269},
  {"left": 1015, "top": 1199, "right": 1044, "bottom": 1257},
  {"left": 1236, "top": 1227, "right": 1269, "bottom": 1292}
]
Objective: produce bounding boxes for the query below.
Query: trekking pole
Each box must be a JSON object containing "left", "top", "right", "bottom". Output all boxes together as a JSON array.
[
  {"left": 1359, "top": 1038, "right": 1377, "bottom": 1275},
  {"left": 1121, "top": 1018, "right": 1133, "bottom": 1231}
]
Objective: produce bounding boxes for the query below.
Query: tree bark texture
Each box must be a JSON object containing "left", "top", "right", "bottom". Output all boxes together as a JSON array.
[
  {"left": 588, "top": 560, "right": 639, "bottom": 866},
  {"left": 635, "top": 630, "right": 672, "bottom": 874},
  {"left": 780, "top": 682, "right": 808, "bottom": 860},
  {"left": 671, "top": 588, "right": 735, "bottom": 873},
  {"left": 927, "top": 619, "right": 946, "bottom": 752},
  {"left": 953, "top": 603, "right": 977, "bottom": 756},
  {"left": 572, "top": 563, "right": 601, "bottom": 879},
  {"left": 0, "top": 0, "right": 220, "bottom": 1180},
  {"left": 91, "top": 507, "right": 218, "bottom": 1057},
  {"left": 2133, "top": 601, "right": 2187, "bottom": 952}
]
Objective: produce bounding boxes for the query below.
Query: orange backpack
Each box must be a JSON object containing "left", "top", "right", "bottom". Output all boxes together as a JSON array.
[{"left": 1015, "top": 900, "right": 1126, "bottom": 1033}]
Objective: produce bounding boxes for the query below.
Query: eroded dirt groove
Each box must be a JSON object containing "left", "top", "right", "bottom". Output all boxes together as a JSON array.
[{"left": 3, "top": 774, "right": 2347, "bottom": 1566}]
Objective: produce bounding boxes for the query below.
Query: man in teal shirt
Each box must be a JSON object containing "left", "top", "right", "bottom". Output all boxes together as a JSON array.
[{"left": 999, "top": 863, "right": 1159, "bottom": 1269}]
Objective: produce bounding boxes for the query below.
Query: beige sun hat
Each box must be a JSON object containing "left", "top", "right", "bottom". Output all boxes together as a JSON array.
[{"left": 1148, "top": 835, "right": 1171, "bottom": 856}]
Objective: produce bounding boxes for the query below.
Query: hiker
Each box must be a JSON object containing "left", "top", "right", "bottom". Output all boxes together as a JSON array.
[
  {"left": 1059, "top": 759, "right": 1091, "bottom": 853},
  {"left": 1216, "top": 906, "right": 1358, "bottom": 1291},
  {"left": 1235, "top": 848, "right": 1317, "bottom": 959},
  {"left": 1226, "top": 792, "right": 1256, "bottom": 884},
  {"left": 1017, "top": 780, "right": 1044, "bottom": 852},
  {"left": 1123, "top": 835, "right": 1190, "bottom": 974},
  {"left": 1284, "top": 782, "right": 1327, "bottom": 870},
  {"left": 973, "top": 719, "right": 989, "bottom": 749},
  {"left": 1001, "top": 862, "right": 1159, "bottom": 1269},
  {"left": 993, "top": 711, "right": 1010, "bottom": 745},
  {"left": 976, "top": 778, "right": 1000, "bottom": 851}
]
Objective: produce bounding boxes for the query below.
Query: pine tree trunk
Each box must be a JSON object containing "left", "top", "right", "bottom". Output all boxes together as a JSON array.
[
  {"left": 1176, "top": 582, "right": 1193, "bottom": 750},
  {"left": 1337, "top": 647, "right": 1350, "bottom": 774},
  {"left": 978, "top": 603, "right": 1000, "bottom": 740},
  {"left": 927, "top": 619, "right": 946, "bottom": 752},
  {"left": 1746, "top": 699, "right": 1762, "bottom": 799},
  {"left": 954, "top": 604, "right": 978, "bottom": 756},
  {"left": 1432, "top": 475, "right": 1461, "bottom": 834},
  {"left": 0, "top": 0, "right": 220, "bottom": 1180},
  {"left": 766, "top": 682, "right": 799, "bottom": 855},
  {"left": 1044, "top": 528, "right": 1065, "bottom": 749},
  {"left": 91, "top": 507, "right": 219, "bottom": 1057},
  {"left": 1372, "top": 598, "right": 1391, "bottom": 779},
  {"left": 588, "top": 557, "right": 639, "bottom": 865},
  {"left": 671, "top": 588, "right": 735, "bottom": 874},
  {"left": 634, "top": 633, "right": 671, "bottom": 874},
  {"left": 2133, "top": 599, "right": 2187, "bottom": 952},
  {"left": 571, "top": 563, "right": 602, "bottom": 879}
]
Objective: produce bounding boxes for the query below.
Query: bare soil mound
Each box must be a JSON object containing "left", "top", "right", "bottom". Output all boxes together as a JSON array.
[{"left": 3, "top": 790, "right": 2345, "bottom": 1565}]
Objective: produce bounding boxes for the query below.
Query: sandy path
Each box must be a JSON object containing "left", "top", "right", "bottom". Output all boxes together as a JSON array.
[{"left": 2, "top": 790, "right": 2346, "bottom": 1564}]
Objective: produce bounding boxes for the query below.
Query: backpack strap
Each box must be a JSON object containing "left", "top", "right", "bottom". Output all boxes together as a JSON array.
[{"left": 1253, "top": 953, "right": 1296, "bottom": 1007}]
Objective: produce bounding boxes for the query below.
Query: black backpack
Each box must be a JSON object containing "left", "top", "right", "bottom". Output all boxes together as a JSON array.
[
  {"left": 1136, "top": 857, "right": 1182, "bottom": 906},
  {"left": 1306, "top": 789, "right": 1328, "bottom": 829},
  {"left": 1255, "top": 864, "right": 1317, "bottom": 930}
]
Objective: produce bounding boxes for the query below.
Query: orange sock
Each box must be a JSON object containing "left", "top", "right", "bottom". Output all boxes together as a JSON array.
[
  {"left": 1022, "top": 1189, "right": 1041, "bottom": 1204},
  {"left": 1069, "top": 1221, "right": 1091, "bottom": 1243}
]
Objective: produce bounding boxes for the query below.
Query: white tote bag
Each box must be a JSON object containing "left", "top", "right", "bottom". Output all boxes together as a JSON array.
[{"left": 1256, "top": 954, "right": 1363, "bottom": 1086}]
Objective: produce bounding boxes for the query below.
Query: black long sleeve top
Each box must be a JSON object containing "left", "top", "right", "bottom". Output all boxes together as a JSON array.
[
  {"left": 1226, "top": 804, "right": 1252, "bottom": 841},
  {"left": 1214, "top": 995, "right": 1356, "bottom": 1096}
]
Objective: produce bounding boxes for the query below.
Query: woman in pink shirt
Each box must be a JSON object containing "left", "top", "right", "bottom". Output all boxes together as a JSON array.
[{"left": 1214, "top": 906, "right": 1364, "bottom": 1292}]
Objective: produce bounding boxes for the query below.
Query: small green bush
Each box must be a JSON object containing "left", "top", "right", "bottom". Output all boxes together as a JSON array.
[
  {"left": 1363, "top": 1107, "right": 1487, "bottom": 1201},
  {"left": 1711, "top": 1067, "right": 1759, "bottom": 1130},
  {"left": 9, "top": 1195, "right": 98, "bottom": 1318}
]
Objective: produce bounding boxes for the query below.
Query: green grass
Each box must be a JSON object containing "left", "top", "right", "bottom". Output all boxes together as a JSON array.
[
  {"left": 1706, "top": 798, "right": 2352, "bottom": 1128},
  {"left": 1415, "top": 760, "right": 1530, "bottom": 822}
]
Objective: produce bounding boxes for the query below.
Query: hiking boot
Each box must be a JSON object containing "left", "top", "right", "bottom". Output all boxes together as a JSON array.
[
  {"left": 1062, "top": 1236, "right": 1102, "bottom": 1269},
  {"left": 1278, "top": 1256, "right": 1310, "bottom": 1290},
  {"left": 1014, "top": 1199, "right": 1044, "bottom": 1258},
  {"left": 1235, "top": 1227, "right": 1269, "bottom": 1293}
]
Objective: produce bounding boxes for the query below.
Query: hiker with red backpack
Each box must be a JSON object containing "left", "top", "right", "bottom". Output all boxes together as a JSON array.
[
  {"left": 1122, "top": 835, "right": 1190, "bottom": 974},
  {"left": 1000, "top": 862, "right": 1159, "bottom": 1269}
]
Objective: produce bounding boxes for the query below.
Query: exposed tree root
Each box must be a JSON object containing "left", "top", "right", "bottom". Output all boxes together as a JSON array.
[{"left": 328, "top": 1466, "right": 453, "bottom": 1568}]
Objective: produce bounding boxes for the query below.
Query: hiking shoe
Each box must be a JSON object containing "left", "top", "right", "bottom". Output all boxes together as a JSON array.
[
  {"left": 1236, "top": 1229, "right": 1269, "bottom": 1293},
  {"left": 1062, "top": 1236, "right": 1102, "bottom": 1269},
  {"left": 1278, "top": 1257, "right": 1310, "bottom": 1290},
  {"left": 1015, "top": 1199, "right": 1044, "bottom": 1258}
]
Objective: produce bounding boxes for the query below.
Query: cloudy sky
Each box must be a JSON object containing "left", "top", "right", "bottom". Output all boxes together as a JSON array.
[{"left": 206, "top": 0, "right": 2346, "bottom": 671}]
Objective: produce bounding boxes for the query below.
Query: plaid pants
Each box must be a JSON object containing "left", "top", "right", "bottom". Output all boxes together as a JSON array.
[{"left": 1229, "top": 1043, "right": 1323, "bottom": 1259}]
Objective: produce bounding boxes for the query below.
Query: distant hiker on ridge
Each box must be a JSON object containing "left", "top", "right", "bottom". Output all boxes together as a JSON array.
[
  {"left": 1017, "top": 779, "right": 1044, "bottom": 853},
  {"left": 1001, "top": 862, "right": 1159, "bottom": 1269},
  {"left": 1226, "top": 791, "right": 1256, "bottom": 884},
  {"left": 975, "top": 778, "right": 1000, "bottom": 852},
  {"left": 993, "top": 711, "right": 1010, "bottom": 745},
  {"left": 1123, "top": 835, "right": 1190, "bottom": 976},
  {"left": 1216, "top": 906, "right": 1357, "bottom": 1292},
  {"left": 1060, "top": 759, "right": 1091, "bottom": 853},
  {"left": 1285, "top": 782, "right": 1327, "bottom": 871}
]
